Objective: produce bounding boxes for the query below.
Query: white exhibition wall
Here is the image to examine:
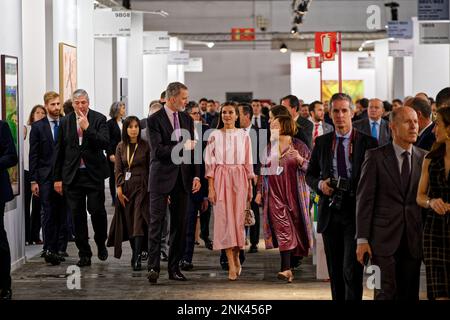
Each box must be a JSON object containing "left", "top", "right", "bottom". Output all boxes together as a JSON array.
[
  {"left": 0, "top": 0, "right": 25, "bottom": 270},
  {"left": 185, "top": 49, "right": 291, "bottom": 103}
]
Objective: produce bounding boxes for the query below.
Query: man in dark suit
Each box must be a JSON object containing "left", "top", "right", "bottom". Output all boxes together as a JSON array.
[
  {"left": 203, "top": 99, "right": 219, "bottom": 129},
  {"left": 353, "top": 98, "right": 391, "bottom": 146},
  {"left": 251, "top": 99, "right": 268, "bottom": 130},
  {"left": 54, "top": 89, "right": 110, "bottom": 267},
  {"left": 0, "top": 120, "right": 17, "bottom": 300},
  {"left": 408, "top": 97, "right": 435, "bottom": 151},
  {"left": 239, "top": 103, "right": 262, "bottom": 253},
  {"left": 30, "top": 91, "right": 67, "bottom": 265},
  {"left": 281, "top": 95, "right": 313, "bottom": 150},
  {"left": 356, "top": 107, "right": 426, "bottom": 300},
  {"left": 309, "top": 101, "right": 334, "bottom": 146},
  {"left": 146, "top": 82, "right": 201, "bottom": 283},
  {"left": 306, "top": 93, "right": 378, "bottom": 300}
]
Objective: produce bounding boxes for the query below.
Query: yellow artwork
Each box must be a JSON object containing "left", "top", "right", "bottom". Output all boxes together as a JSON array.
[
  {"left": 321, "top": 80, "right": 364, "bottom": 103},
  {"left": 59, "top": 43, "right": 77, "bottom": 103}
]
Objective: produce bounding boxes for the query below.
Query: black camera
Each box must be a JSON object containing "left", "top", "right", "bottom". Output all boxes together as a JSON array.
[{"left": 328, "top": 177, "right": 351, "bottom": 211}]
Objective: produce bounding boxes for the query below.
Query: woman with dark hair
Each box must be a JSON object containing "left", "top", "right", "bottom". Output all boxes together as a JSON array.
[
  {"left": 107, "top": 116, "right": 150, "bottom": 271},
  {"left": 24, "top": 105, "right": 46, "bottom": 245},
  {"left": 255, "top": 115, "right": 313, "bottom": 283},
  {"left": 417, "top": 107, "right": 450, "bottom": 300},
  {"left": 106, "top": 101, "right": 126, "bottom": 206},
  {"left": 205, "top": 102, "right": 254, "bottom": 280}
]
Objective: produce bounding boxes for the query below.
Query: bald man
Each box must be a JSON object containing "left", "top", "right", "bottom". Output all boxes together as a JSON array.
[
  {"left": 353, "top": 98, "right": 391, "bottom": 146},
  {"left": 356, "top": 107, "right": 426, "bottom": 300}
]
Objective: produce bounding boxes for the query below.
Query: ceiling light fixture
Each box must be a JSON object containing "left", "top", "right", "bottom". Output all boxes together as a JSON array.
[
  {"left": 280, "top": 43, "right": 288, "bottom": 53},
  {"left": 291, "top": 26, "right": 298, "bottom": 34}
]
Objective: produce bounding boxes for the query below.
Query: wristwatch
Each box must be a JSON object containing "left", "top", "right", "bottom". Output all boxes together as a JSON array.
[{"left": 426, "top": 198, "right": 431, "bottom": 209}]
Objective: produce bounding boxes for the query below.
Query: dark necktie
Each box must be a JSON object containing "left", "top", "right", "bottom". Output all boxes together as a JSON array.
[
  {"left": 337, "top": 137, "right": 348, "bottom": 178},
  {"left": 52, "top": 120, "right": 59, "bottom": 143},
  {"left": 401, "top": 151, "right": 410, "bottom": 194},
  {"left": 173, "top": 112, "right": 180, "bottom": 141}
]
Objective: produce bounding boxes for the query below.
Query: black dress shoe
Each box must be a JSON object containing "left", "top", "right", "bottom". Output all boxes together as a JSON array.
[
  {"left": 180, "top": 260, "right": 194, "bottom": 271},
  {"left": 97, "top": 246, "right": 108, "bottom": 261},
  {"left": 44, "top": 251, "right": 61, "bottom": 266},
  {"left": 77, "top": 256, "right": 92, "bottom": 267},
  {"left": 141, "top": 251, "right": 148, "bottom": 261},
  {"left": 169, "top": 270, "right": 188, "bottom": 281},
  {"left": 0, "top": 288, "right": 12, "bottom": 300},
  {"left": 58, "top": 251, "right": 69, "bottom": 257},
  {"left": 147, "top": 269, "right": 159, "bottom": 284},
  {"left": 248, "top": 246, "right": 258, "bottom": 253}
]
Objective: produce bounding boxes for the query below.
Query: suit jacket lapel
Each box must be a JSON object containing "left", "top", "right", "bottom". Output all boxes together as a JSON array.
[
  {"left": 408, "top": 146, "right": 423, "bottom": 196},
  {"left": 43, "top": 118, "right": 53, "bottom": 142},
  {"left": 383, "top": 143, "right": 403, "bottom": 194},
  {"left": 322, "top": 134, "right": 333, "bottom": 180}
]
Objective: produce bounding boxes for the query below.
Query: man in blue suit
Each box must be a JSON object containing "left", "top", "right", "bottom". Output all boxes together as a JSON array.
[
  {"left": 0, "top": 120, "right": 18, "bottom": 300},
  {"left": 30, "top": 91, "right": 67, "bottom": 265}
]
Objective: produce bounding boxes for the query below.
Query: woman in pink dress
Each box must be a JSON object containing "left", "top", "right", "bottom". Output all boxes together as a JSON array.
[{"left": 205, "top": 102, "right": 254, "bottom": 281}]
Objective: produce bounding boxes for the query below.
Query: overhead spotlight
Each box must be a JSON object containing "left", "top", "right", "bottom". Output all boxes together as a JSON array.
[
  {"left": 291, "top": 26, "right": 298, "bottom": 34},
  {"left": 297, "top": 2, "right": 308, "bottom": 14},
  {"left": 206, "top": 42, "right": 215, "bottom": 48},
  {"left": 122, "top": 0, "right": 131, "bottom": 10},
  {"left": 280, "top": 43, "right": 288, "bottom": 53},
  {"left": 385, "top": 2, "right": 399, "bottom": 21},
  {"left": 294, "top": 14, "right": 303, "bottom": 25}
]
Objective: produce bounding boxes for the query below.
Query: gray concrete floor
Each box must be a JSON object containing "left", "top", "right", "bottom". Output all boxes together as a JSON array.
[{"left": 12, "top": 189, "right": 428, "bottom": 300}]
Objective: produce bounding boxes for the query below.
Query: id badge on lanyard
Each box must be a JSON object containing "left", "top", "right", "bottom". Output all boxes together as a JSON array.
[{"left": 126, "top": 143, "right": 138, "bottom": 181}]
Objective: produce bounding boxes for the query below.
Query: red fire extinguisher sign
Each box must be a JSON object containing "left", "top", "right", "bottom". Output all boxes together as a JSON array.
[{"left": 315, "top": 32, "right": 337, "bottom": 54}]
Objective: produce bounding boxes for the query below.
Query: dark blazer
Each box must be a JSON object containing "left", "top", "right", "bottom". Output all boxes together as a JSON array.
[
  {"left": 0, "top": 120, "right": 18, "bottom": 203},
  {"left": 106, "top": 118, "right": 122, "bottom": 157},
  {"left": 296, "top": 116, "right": 314, "bottom": 150},
  {"left": 356, "top": 143, "right": 426, "bottom": 259},
  {"left": 193, "top": 122, "right": 211, "bottom": 201},
  {"left": 306, "top": 129, "right": 378, "bottom": 233},
  {"left": 203, "top": 112, "right": 219, "bottom": 129},
  {"left": 252, "top": 115, "right": 269, "bottom": 130},
  {"left": 147, "top": 108, "right": 201, "bottom": 194},
  {"left": 248, "top": 125, "right": 262, "bottom": 176},
  {"left": 353, "top": 118, "right": 391, "bottom": 146},
  {"left": 29, "top": 117, "right": 58, "bottom": 183},
  {"left": 54, "top": 110, "right": 110, "bottom": 186},
  {"left": 415, "top": 122, "right": 435, "bottom": 151}
]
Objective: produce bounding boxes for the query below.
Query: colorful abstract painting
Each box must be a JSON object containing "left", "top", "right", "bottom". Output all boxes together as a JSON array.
[{"left": 321, "top": 80, "right": 364, "bottom": 103}]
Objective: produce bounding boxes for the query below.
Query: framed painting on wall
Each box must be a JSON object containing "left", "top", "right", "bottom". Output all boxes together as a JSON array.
[
  {"left": 1, "top": 55, "right": 20, "bottom": 196},
  {"left": 59, "top": 43, "right": 77, "bottom": 103},
  {"left": 321, "top": 80, "right": 364, "bottom": 104}
]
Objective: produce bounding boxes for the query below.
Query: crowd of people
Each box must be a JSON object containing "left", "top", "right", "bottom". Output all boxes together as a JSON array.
[{"left": 1, "top": 81, "right": 450, "bottom": 301}]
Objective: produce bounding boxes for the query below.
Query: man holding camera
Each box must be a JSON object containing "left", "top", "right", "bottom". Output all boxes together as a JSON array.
[
  {"left": 356, "top": 107, "right": 426, "bottom": 300},
  {"left": 306, "top": 93, "right": 378, "bottom": 300}
]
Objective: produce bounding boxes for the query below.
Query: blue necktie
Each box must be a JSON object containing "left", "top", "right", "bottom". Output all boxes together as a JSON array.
[
  {"left": 371, "top": 122, "right": 378, "bottom": 140},
  {"left": 52, "top": 120, "right": 59, "bottom": 142},
  {"left": 337, "top": 137, "right": 348, "bottom": 178}
]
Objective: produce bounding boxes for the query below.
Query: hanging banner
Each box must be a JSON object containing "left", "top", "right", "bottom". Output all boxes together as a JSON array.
[
  {"left": 307, "top": 56, "right": 321, "bottom": 69},
  {"left": 388, "top": 21, "right": 413, "bottom": 39},
  {"left": 419, "top": 22, "right": 450, "bottom": 44},
  {"left": 388, "top": 39, "right": 414, "bottom": 57},
  {"left": 94, "top": 10, "right": 131, "bottom": 38},
  {"left": 168, "top": 50, "right": 190, "bottom": 65},
  {"left": 418, "top": 0, "right": 450, "bottom": 21},
  {"left": 143, "top": 31, "right": 170, "bottom": 54},
  {"left": 315, "top": 32, "right": 337, "bottom": 54}
]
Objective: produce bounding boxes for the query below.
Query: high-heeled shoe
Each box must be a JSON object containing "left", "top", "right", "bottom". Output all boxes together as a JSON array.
[
  {"left": 277, "top": 270, "right": 294, "bottom": 283},
  {"left": 228, "top": 268, "right": 238, "bottom": 281},
  {"left": 237, "top": 266, "right": 242, "bottom": 277}
]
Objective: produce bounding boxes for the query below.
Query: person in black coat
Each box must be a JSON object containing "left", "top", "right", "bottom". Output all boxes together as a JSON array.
[
  {"left": 54, "top": 89, "right": 110, "bottom": 267},
  {"left": 146, "top": 82, "right": 201, "bottom": 284},
  {"left": 281, "top": 95, "right": 313, "bottom": 150},
  {"left": 29, "top": 91, "right": 68, "bottom": 264},
  {"left": 106, "top": 101, "right": 126, "bottom": 205},
  {"left": 306, "top": 93, "right": 378, "bottom": 300},
  {"left": 0, "top": 120, "right": 18, "bottom": 300}
]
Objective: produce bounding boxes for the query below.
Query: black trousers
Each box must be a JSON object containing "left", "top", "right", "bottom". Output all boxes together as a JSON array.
[
  {"left": 372, "top": 231, "right": 421, "bottom": 301},
  {"left": 40, "top": 181, "right": 67, "bottom": 253},
  {"left": 108, "top": 161, "right": 116, "bottom": 202},
  {"left": 148, "top": 173, "right": 189, "bottom": 273},
  {"left": 0, "top": 202, "right": 11, "bottom": 291},
  {"left": 24, "top": 170, "right": 41, "bottom": 243},
  {"left": 199, "top": 204, "right": 211, "bottom": 242},
  {"left": 248, "top": 180, "right": 260, "bottom": 247},
  {"left": 64, "top": 170, "right": 108, "bottom": 258},
  {"left": 183, "top": 196, "right": 199, "bottom": 263},
  {"left": 322, "top": 213, "right": 363, "bottom": 301}
]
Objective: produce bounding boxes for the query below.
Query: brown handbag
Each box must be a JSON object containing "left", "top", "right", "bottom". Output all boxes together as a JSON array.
[{"left": 244, "top": 202, "right": 256, "bottom": 227}]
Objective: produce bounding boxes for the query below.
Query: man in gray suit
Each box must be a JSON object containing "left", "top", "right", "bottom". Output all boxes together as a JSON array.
[
  {"left": 356, "top": 106, "right": 426, "bottom": 300},
  {"left": 353, "top": 98, "right": 391, "bottom": 146},
  {"left": 309, "top": 101, "right": 334, "bottom": 146}
]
